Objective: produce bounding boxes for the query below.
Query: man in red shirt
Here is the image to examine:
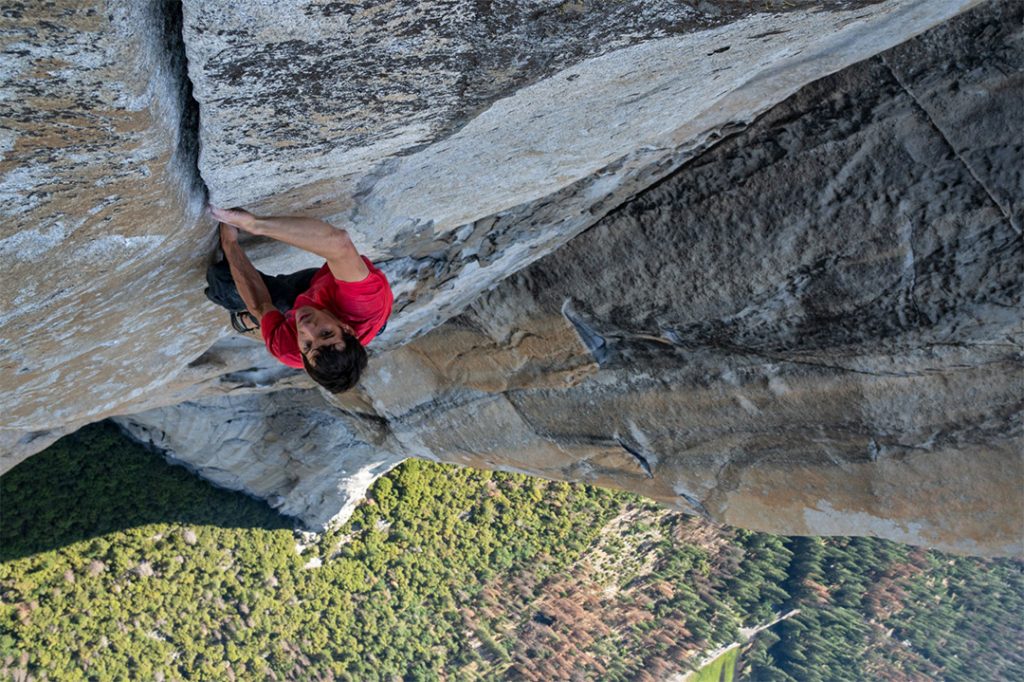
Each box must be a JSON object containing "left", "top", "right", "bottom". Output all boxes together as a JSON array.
[{"left": 207, "top": 206, "right": 393, "bottom": 393}]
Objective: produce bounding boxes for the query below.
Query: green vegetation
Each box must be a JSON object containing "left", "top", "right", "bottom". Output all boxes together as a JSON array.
[
  {"left": 1, "top": 423, "right": 1021, "bottom": 681},
  {"left": 693, "top": 646, "right": 737, "bottom": 682},
  {"left": 1, "top": 423, "right": 625, "bottom": 680},
  {"left": 742, "top": 536, "right": 1024, "bottom": 681}
]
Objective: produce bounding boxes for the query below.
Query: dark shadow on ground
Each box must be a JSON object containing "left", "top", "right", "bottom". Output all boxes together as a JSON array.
[{"left": 0, "top": 421, "right": 294, "bottom": 562}]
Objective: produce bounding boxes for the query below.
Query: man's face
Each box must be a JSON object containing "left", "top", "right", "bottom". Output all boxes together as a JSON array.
[{"left": 295, "top": 306, "right": 354, "bottom": 366}]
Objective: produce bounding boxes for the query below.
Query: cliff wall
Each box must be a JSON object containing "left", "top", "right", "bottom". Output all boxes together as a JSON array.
[{"left": 2, "top": 1, "right": 1020, "bottom": 555}]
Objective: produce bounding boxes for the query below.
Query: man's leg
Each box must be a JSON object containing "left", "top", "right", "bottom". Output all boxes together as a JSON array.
[
  {"left": 264, "top": 268, "right": 319, "bottom": 314},
  {"left": 204, "top": 258, "right": 247, "bottom": 312},
  {"left": 205, "top": 258, "right": 319, "bottom": 322}
]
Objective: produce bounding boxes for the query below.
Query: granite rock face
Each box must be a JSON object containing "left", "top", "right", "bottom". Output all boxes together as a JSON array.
[
  {"left": 185, "top": 0, "right": 986, "bottom": 346},
  {"left": 0, "top": 1, "right": 217, "bottom": 449},
  {"left": 426, "top": 35, "right": 1022, "bottom": 553},
  {"left": 2, "top": 0, "right": 1020, "bottom": 555},
  {"left": 4, "top": 0, "right": 979, "bottom": 456},
  {"left": 116, "top": 390, "right": 404, "bottom": 528}
]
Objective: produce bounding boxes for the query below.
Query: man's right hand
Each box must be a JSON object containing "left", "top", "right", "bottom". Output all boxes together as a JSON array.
[{"left": 211, "top": 206, "right": 258, "bottom": 234}]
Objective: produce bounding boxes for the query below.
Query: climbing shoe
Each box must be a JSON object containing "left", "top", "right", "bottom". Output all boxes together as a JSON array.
[{"left": 230, "top": 310, "right": 260, "bottom": 334}]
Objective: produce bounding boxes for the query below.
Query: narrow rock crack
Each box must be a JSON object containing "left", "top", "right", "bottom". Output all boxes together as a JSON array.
[
  {"left": 882, "top": 58, "right": 1020, "bottom": 235},
  {"left": 156, "top": 0, "right": 209, "bottom": 203}
]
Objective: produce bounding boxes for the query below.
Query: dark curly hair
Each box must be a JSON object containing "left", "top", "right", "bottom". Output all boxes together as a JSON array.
[{"left": 301, "top": 332, "right": 368, "bottom": 393}]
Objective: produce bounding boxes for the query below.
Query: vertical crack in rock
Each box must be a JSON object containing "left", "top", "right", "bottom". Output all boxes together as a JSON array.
[
  {"left": 614, "top": 437, "right": 655, "bottom": 479},
  {"left": 154, "top": 0, "right": 208, "bottom": 203},
  {"left": 675, "top": 490, "right": 712, "bottom": 521},
  {"left": 882, "top": 59, "right": 1019, "bottom": 235},
  {"left": 561, "top": 299, "right": 613, "bottom": 366}
]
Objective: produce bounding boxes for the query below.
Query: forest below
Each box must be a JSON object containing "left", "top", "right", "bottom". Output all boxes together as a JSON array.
[{"left": 1, "top": 423, "right": 1021, "bottom": 681}]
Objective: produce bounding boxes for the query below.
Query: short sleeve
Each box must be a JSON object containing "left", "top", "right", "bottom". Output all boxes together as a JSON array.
[
  {"left": 260, "top": 310, "right": 304, "bottom": 368},
  {"left": 327, "top": 257, "right": 394, "bottom": 346}
]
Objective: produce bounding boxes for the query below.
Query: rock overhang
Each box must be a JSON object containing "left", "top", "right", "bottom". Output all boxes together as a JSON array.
[
  {"left": 1, "top": 0, "right": 1020, "bottom": 556},
  {"left": 2, "top": 0, "right": 983, "bottom": 434}
]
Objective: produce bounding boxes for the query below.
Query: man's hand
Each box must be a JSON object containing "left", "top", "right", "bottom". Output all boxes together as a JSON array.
[
  {"left": 210, "top": 206, "right": 258, "bottom": 234},
  {"left": 219, "top": 222, "right": 239, "bottom": 249}
]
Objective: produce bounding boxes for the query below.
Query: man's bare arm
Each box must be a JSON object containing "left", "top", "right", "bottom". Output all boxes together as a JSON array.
[
  {"left": 211, "top": 206, "right": 370, "bottom": 282},
  {"left": 219, "top": 224, "right": 277, "bottom": 321}
]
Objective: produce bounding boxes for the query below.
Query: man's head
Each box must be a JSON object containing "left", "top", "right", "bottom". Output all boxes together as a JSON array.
[{"left": 295, "top": 306, "right": 367, "bottom": 393}]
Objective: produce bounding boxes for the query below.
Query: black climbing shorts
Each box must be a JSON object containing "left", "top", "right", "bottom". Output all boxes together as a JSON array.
[{"left": 204, "top": 259, "right": 320, "bottom": 316}]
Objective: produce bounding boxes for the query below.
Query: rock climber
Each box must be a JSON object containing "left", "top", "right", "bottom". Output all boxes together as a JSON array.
[{"left": 204, "top": 206, "right": 393, "bottom": 394}]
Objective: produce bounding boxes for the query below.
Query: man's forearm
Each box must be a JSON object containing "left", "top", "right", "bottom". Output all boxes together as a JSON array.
[
  {"left": 251, "top": 215, "right": 348, "bottom": 261},
  {"left": 222, "top": 239, "right": 275, "bottom": 319},
  {"left": 210, "top": 206, "right": 364, "bottom": 278}
]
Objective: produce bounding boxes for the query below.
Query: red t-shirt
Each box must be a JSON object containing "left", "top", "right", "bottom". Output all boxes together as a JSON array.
[{"left": 260, "top": 256, "right": 393, "bottom": 368}]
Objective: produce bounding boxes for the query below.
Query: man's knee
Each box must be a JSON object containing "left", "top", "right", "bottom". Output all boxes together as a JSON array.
[
  {"left": 204, "top": 260, "right": 246, "bottom": 311},
  {"left": 265, "top": 268, "right": 318, "bottom": 312}
]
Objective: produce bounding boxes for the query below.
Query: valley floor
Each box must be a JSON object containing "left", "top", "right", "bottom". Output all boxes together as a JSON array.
[{"left": 1, "top": 423, "right": 1020, "bottom": 680}]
